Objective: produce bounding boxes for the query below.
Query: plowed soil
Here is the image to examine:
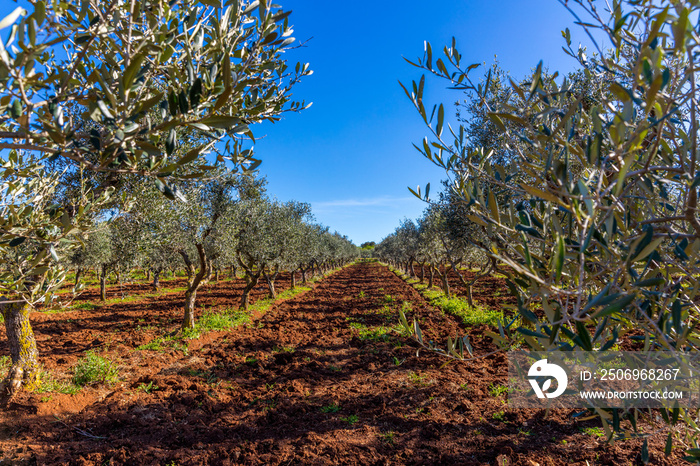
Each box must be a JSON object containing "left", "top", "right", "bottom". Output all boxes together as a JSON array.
[{"left": 0, "top": 263, "right": 688, "bottom": 465}]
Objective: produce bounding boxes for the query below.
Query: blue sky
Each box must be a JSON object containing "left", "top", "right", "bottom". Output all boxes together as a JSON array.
[
  {"left": 250, "top": 0, "right": 596, "bottom": 244},
  {"left": 0, "top": 0, "right": 598, "bottom": 245}
]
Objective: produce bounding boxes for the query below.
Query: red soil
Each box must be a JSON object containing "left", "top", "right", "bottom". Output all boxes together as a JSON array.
[{"left": 0, "top": 263, "right": 687, "bottom": 465}]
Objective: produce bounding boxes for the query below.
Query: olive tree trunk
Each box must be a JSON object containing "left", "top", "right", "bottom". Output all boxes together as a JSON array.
[
  {"left": 0, "top": 299, "right": 39, "bottom": 395},
  {"left": 99, "top": 265, "right": 108, "bottom": 301},
  {"left": 179, "top": 244, "right": 209, "bottom": 330},
  {"left": 240, "top": 270, "right": 262, "bottom": 310},
  {"left": 441, "top": 263, "right": 451, "bottom": 298},
  {"left": 262, "top": 266, "right": 279, "bottom": 299},
  {"left": 152, "top": 269, "right": 161, "bottom": 291}
]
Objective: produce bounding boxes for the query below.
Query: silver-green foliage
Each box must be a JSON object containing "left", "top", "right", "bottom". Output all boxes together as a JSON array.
[
  {"left": 0, "top": 0, "right": 310, "bottom": 304},
  {"left": 404, "top": 0, "right": 700, "bottom": 453}
]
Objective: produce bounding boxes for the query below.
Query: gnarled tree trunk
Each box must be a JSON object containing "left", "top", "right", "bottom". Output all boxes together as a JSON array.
[
  {"left": 262, "top": 266, "right": 279, "bottom": 299},
  {"left": 183, "top": 289, "right": 197, "bottom": 329},
  {"left": 240, "top": 270, "right": 262, "bottom": 310},
  {"left": 440, "top": 262, "right": 451, "bottom": 297},
  {"left": 0, "top": 299, "right": 39, "bottom": 395},
  {"left": 99, "top": 265, "right": 108, "bottom": 301},
  {"left": 179, "top": 245, "right": 209, "bottom": 330},
  {"left": 74, "top": 268, "right": 83, "bottom": 288},
  {"left": 152, "top": 269, "right": 161, "bottom": 291}
]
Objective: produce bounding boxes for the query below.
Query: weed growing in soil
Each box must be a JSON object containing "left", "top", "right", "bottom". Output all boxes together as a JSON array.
[
  {"left": 72, "top": 351, "right": 119, "bottom": 386},
  {"left": 358, "top": 290, "right": 365, "bottom": 298},
  {"left": 380, "top": 431, "right": 396, "bottom": 445},
  {"left": 492, "top": 411, "right": 505, "bottom": 421},
  {"left": 137, "top": 381, "right": 159, "bottom": 393},
  {"left": 381, "top": 294, "right": 396, "bottom": 304},
  {"left": 407, "top": 371, "right": 432, "bottom": 386},
  {"left": 320, "top": 403, "right": 341, "bottom": 413},
  {"left": 340, "top": 415, "right": 359, "bottom": 425},
  {"left": 360, "top": 326, "right": 392, "bottom": 341},
  {"left": 137, "top": 336, "right": 188, "bottom": 354},
  {"left": 580, "top": 427, "right": 605, "bottom": 438},
  {"left": 272, "top": 346, "right": 295, "bottom": 353},
  {"left": 488, "top": 383, "right": 510, "bottom": 397}
]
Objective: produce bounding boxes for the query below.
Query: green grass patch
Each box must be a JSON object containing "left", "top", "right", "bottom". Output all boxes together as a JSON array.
[
  {"left": 72, "top": 350, "right": 119, "bottom": 387},
  {"left": 182, "top": 309, "right": 251, "bottom": 339},
  {"left": 35, "top": 369, "right": 80, "bottom": 395},
  {"left": 247, "top": 286, "right": 312, "bottom": 314},
  {"left": 72, "top": 302, "right": 98, "bottom": 311},
  {"left": 348, "top": 320, "right": 394, "bottom": 342},
  {"left": 432, "top": 295, "right": 503, "bottom": 327},
  {"left": 358, "top": 326, "right": 392, "bottom": 341},
  {"left": 385, "top": 263, "right": 504, "bottom": 328}
]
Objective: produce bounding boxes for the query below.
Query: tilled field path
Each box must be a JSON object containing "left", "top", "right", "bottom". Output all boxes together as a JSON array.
[{"left": 0, "top": 262, "right": 686, "bottom": 465}]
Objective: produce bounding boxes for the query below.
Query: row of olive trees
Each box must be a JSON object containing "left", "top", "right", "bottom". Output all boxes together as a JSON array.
[
  {"left": 64, "top": 173, "right": 359, "bottom": 329},
  {"left": 375, "top": 191, "right": 490, "bottom": 306},
  {"left": 401, "top": 0, "right": 700, "bottom": 457},
  {"left": 0, "top": 0, "right": 311, "bottom": 394}
]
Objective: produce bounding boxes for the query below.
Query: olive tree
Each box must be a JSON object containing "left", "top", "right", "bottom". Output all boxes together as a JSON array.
[
  {"left": 233, "top": 198, "right": 309, "bottom": 307},
  {"left": 260, "top": 200, "right": 313, "bottom": 297},
  {"left": 0, "top": 0, "right": 310, "bottom": 393},
  {"left": 403, "top": 0, "right": 700, "bottom": 454},
  {"left": 131, "top": 172, "right": 252, "bottom": 328},
  {"left": 295, "top": 222, "right": 326, "bottom": 284}
]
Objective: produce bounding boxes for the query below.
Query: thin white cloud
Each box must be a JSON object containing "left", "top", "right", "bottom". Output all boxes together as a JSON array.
[{"left": 312, "top": 196, "right": 415, "bottom": 208}]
